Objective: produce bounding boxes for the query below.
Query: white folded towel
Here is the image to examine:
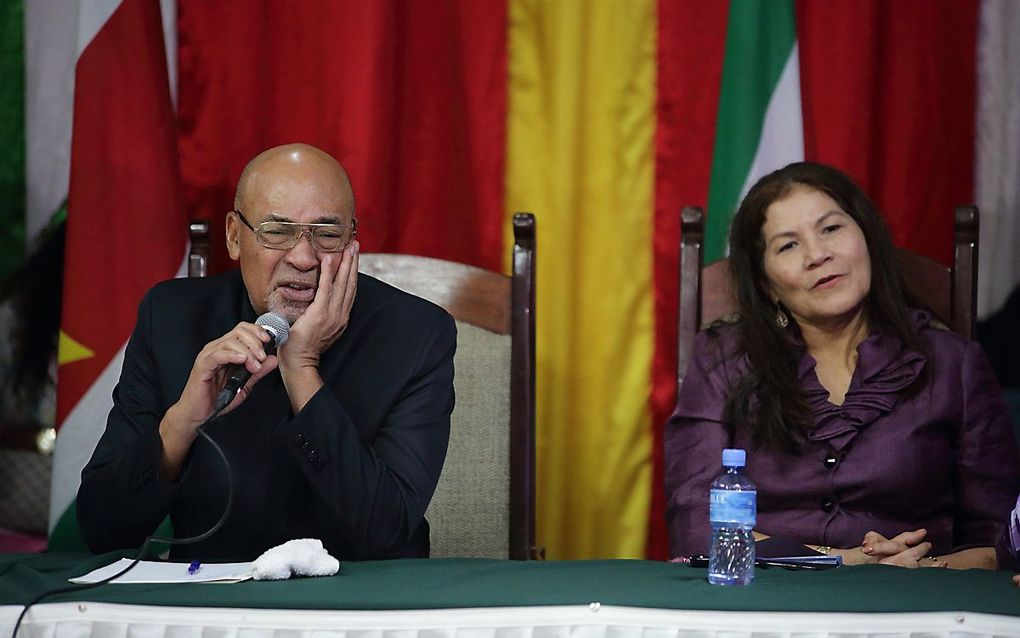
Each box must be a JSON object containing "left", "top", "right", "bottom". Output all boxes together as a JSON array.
[{"left": 251, "top": 538, "right": 340, "bottom": 580}]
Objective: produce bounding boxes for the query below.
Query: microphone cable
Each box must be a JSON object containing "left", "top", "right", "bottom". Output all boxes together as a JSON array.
[{"left": 12, "top": 408, "right": 234, "bottom": 638}]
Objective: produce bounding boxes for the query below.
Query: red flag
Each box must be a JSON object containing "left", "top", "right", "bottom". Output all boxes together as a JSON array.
[{"left": 51, "top": 0, "right": 186, "bottom": 548}]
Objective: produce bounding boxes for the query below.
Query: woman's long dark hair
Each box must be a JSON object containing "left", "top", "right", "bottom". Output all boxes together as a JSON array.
[{"left": 725, "top": 162, "right": 927, "bottom": 451}]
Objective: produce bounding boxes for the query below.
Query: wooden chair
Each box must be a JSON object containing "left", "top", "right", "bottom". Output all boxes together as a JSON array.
[
  {"left": 677, "top": 205, "right": 979, "bottom": 393},
  {"left": 189, "top": 214, "right": 540, "bottom": 560},
  {"left": 358, "top": 213, "right": 539, "bottom": 560}
]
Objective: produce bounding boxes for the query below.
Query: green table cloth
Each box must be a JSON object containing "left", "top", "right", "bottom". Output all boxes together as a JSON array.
[{"left": 1, "top": 553, "right": 1018, "bottom": 617}]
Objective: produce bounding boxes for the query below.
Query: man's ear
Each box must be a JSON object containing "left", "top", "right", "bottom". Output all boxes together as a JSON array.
[{"left": 225, "top": 211, "right": 241, "bottom": 261}]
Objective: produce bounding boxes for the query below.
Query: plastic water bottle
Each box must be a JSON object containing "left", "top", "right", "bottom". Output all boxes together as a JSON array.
[{"left": 708, "top": 448, "right": 756, "bottom": 586}]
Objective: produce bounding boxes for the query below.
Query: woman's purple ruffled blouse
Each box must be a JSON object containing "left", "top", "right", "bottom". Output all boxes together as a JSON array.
[{"left": 665, "top": 310, "right": 1020, "bottom": 567}]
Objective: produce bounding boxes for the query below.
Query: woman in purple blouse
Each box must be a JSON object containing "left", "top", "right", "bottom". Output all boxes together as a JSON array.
[{"left": 665, "top": 162, "right": 1020, "bottom": 569}]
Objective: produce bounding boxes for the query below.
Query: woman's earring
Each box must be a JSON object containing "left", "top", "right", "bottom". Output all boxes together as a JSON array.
[{"left": 775, "top": 305, "right": 789, "bottom": 328}]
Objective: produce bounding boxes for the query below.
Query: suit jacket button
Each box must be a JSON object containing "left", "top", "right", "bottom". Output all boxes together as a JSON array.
[
  {"left": 308, "top": 450, "right": 320, "bottom": 463},
  {"left": 295, "top": 433, "right": 306, "bottom": 447},
  {"left": 314, "top": 459, "right": 325, "bottom": 470},
  {"left": 821, "top": 499, "right": 835, "bottom": 513},
  {"left": 824, "top": 454, "right": 838, "bottom": 469}
]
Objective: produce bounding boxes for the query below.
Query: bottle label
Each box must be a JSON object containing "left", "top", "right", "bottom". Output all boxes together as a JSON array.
[{"left": 710, "top": 489, "right": 756, "bottom": 525}]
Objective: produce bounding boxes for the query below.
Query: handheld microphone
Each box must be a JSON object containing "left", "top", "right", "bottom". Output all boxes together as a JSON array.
[{"left": 213, "top": 312, "right": 290, "bottom": 413}]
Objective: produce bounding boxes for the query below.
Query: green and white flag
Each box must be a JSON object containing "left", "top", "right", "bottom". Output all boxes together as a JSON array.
[{"left": 705, "top": 0, "right": 803, "bottom": 263}]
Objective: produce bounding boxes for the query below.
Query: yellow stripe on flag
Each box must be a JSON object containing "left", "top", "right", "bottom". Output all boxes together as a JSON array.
[
  {"left": 506, "top": 0, "right": 656, "bottom": 558},
  {"left": 58, "top": 330, "right": 95, "bottom": 366}
]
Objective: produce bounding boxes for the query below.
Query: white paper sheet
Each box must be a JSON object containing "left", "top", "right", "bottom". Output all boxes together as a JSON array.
[{"left": 70, "top": 558, "right": 253, "bottom": 584}]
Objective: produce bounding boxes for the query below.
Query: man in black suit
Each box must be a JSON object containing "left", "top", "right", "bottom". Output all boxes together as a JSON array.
[{"left": 78, "top": 144, "right": 455, "bottom": 561}]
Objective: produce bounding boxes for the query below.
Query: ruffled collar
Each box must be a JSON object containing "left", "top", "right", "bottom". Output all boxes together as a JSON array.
[{"left": 796, "top": 310, "right": 929, "bottom": 450}]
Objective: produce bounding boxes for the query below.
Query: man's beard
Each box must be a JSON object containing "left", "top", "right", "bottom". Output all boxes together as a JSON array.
[{"left": 265, "top": 292, "right": 310, "bottom": 325}]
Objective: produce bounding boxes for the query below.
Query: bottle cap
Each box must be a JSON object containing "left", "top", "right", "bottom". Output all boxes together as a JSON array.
[{"left": 722, "top": 448, "right": 746, "bottom": 467}]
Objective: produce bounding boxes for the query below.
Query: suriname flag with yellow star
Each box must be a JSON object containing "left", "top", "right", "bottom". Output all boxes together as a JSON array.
[{"left": 47, "top": 0, "right": 186, "bottom": 550}]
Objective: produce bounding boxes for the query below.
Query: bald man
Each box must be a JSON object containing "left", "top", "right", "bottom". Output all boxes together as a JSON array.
[{"left": 78, "top": 144, "right": 455, "bottom": 561}]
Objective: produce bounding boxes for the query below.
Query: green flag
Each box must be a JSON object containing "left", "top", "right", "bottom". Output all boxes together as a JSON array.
[{"left": 705, "top": 0, "right": 803, "bottom": 263}]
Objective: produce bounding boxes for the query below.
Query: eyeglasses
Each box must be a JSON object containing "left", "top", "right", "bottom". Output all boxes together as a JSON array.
[{"left": 233, "top": 209, "right": 357, "bottom": 253}]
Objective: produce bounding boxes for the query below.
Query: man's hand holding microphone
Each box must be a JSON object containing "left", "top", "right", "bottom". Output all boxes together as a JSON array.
[{"left": 158, "top": 312, "right": 289, "bottom": 481}]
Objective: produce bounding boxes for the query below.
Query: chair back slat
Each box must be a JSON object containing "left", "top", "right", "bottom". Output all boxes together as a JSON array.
[
  {"left": 188, "top": 220, "right": 210, "bottom": 278},
  {"left": 952, "top": 205, "right": 979, "bottom": 340},
  {"left": 509, "top": 213, "right": 540, "bottom": 559}
]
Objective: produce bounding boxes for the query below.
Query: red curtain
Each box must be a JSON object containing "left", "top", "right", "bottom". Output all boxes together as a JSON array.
[
  {"left": 799, "top": 0, "right": 977, "bottom": 264},
  {"left": 176, "top": 1, "right": 507, "bottom": 272}
]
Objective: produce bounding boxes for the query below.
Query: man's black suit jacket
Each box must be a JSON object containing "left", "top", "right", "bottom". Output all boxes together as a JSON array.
[{"left": 78, "top": 269, "right": 455, "bottom": 561}]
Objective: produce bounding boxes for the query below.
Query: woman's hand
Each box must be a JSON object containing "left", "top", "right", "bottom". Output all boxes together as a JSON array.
[
  {"left": 828, "top": 543, "right": 945, "bottom": 567},
  {"left": 859, "top": 529, "right": 947, "bottom": 568},
  {"left": 876, "top": 541, "right": 947, "bottom": 568},
  {"left": 821, "top": 529, "right": 946, "bottom": 567},
  {"left": 861, "top": 528, "right": 927, "bottom": 558}
]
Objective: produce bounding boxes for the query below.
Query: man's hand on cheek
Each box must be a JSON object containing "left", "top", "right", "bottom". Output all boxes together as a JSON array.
[{"left": 278, "top": 241, "right": 359, "bottom": 373}]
